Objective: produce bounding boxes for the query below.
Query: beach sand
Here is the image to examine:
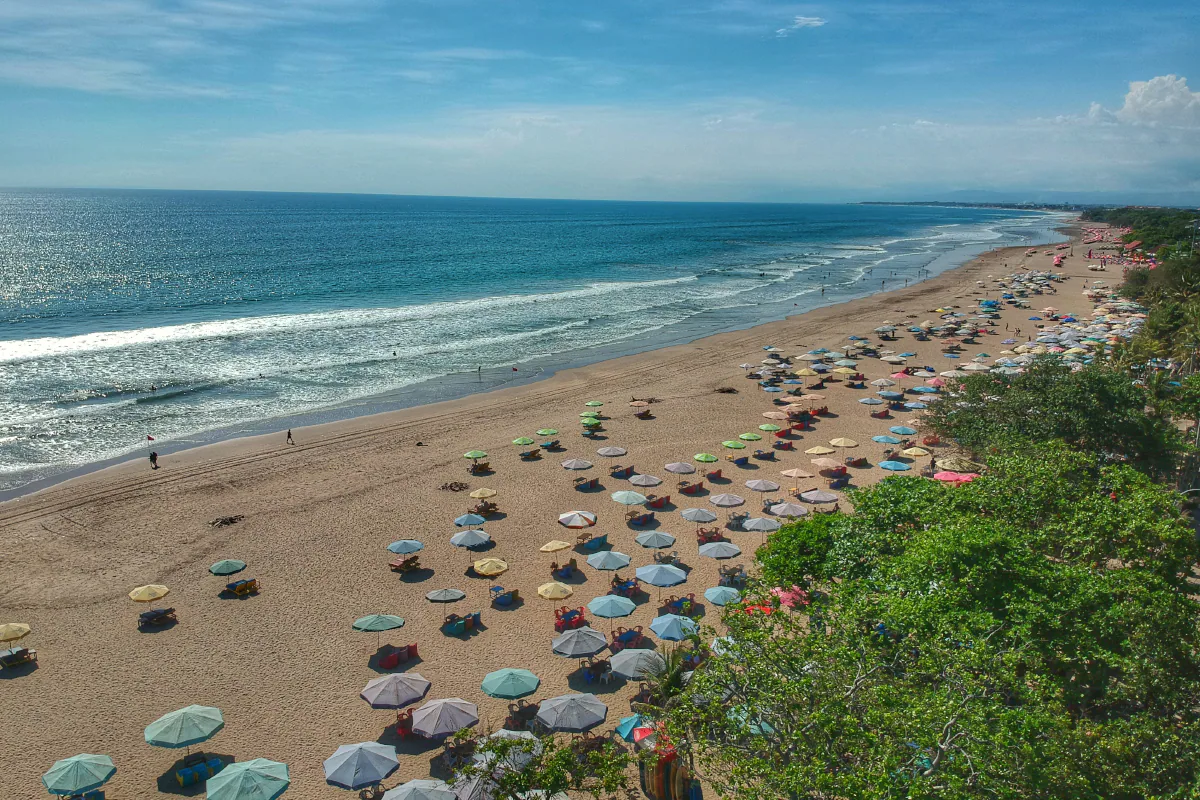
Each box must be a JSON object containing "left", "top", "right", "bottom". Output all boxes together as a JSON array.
[{"left": 0, "top": 222, "right": 1102, "bottom": 798}]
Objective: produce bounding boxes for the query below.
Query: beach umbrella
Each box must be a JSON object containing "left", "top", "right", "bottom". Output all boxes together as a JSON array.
[
  {"left": 611, "top": 490, "right": 648, "bottom": 505},
  {"left": 709, "top": 493, "right": 745, "bottom": 507},
  {"left": 144, "top": 705, "right": 225, "bottom": 750},
  {"left": 758, "top": 424, "right": 782, "bottom": 433},
  {"left": 877, "top": 391, "right": 903, "bottom": 400},
  {"left": 738, "top": 433, "right": 762, "bottom": 441},
  {"left": 561, "top": 459, "right": 593, "bottom": 470},
  {"left": 762, "top": 386, "right": 782, "bottom": 392},
  {"left": 779, "top": 468, "right": 813, "bottom": 479},
  {"left": 470, "top": 730, "right": 543, "bottom": 772},
  {"left": 742, "top": 517, "right": 781, "bottom": 532},
  {"left": 615, "top": 714, "right": 653, "bottom": 741},
  {"left": 745, "top": 479, "right": 780, "bottom": 492},
  {"left": 879, "top": 461, "right": 911, "bottom": 471},
  {"left": 209, "top": 559, "right": 246, "bottom": 576},
  {"left": 800, "top": 490, "right": 838, "bottom": 504},
  {"left": 580, "top": 411, "right": 600, "bottom": 418},
  {"left": 551, "top": 628, "right": 608, "bottom": 657},
  {"left": 383, "top": 779, "right": 456, "bottom": 800},
  {"left": 512, "top": 437, "right": 535, "bottom": 446},
  {"left": 473, "top": 558, "right": 508, "bottom": 577},
  {"left": 386, "top": 540, "right": 424, "bottom": 555},
  {"left": 693, "top": 453, "right": 718, "bottom": 463},
  {"left": 888, "top": 426, "right": 917, "bottom": 436},
  {"left": 585, "top": 401, "right": 604, "bottom": 407},
  {"left": 537, "top": 694, "right": 608, "bottom": 732},
  {"left": 699, "top": 542, "right": 741, "bottom": 559},
  {"left": 901, "top": 447, "right": 930, "bottom": 457},
  {"left": 207, "top": 759, "right": 289, "bottom": 800},
  {"left": 636, "top": 564, "right": 687, "bottom": 587},
  {"left": 361, "top": 673, "right": 432, "bottom": 709},
  {"left": 354, "top": 614, "right": 405, "bottom": 633},
  {"left": 597, "top": 446, "right": 626, "bottom": 457},
  {"left": 463, "top": 451, "right": 487, "bottom": 460},
  {"left": 721, "top": 440, "right": 746, "bottom": 450},
  {"left": 0, "top": 622, "right": 31, "bottom": 643},
  {"left": 650, "top": 614, "right": 699, "bottom": 641},
  {"left": 872, "top": 435, "right": 901, "bottom": 444},
  {"left": 629, "top": 401, "right": 650, "bottom": 408},
  {"left": 769, "top": 501, "right": 808, "bottom": 517},
  {"left": 903, "top": 402, "right": 928, "bottom": 410},
  {"left": 323, "top": 743, "right": 399, "bottom": 790},
  {"left": 538, "top": 582, "right": 573, "bottom": 600},
  {"left": 664, "top": 462, "right": 695, "bottom": 474},
  {"left": 536, "top": 429, "right": 558, "bottom": 436},
  {"left": 829, "top": 437, "right": 858, "bottom": 448},
  {"left": 870, "top": 378, "right": 896, "bottom": 387},
  {"left": 610, "top": 649, "right": 666, "bottom": 680},
  {"left": 629, "top": 474, "right": 662, "bottom": 487},
  {"left": 455, "top": 514, "right": 486, "bottom": 528},
  {"left": 636, "top": 530, "right": 676, "bottom": 548},
  {"left": 540, "top": 540, "right": 572, "bottom": 553},
  {"left": 587, "top": 551, "right": 631, "bottom": 570},
  {"left": 858, "top": 397, "right": 883, "bottom": 405},
  {"left": 481, "top": 668, "right": 540, "bottom": 699},
  {"left": 581, "top": 418, "right": 602, "bottom": 427},
  {"left": 558, "top": 511, "right": 596, "bottom": 528},
  {"left": 469, "top": 488, "right": 497, "bottom": 499},
  {"left": 680, "top": 507, "right": 718, "bottom": 522},
  {"left": 910, "top": 386, "right": 939, "bottom": 394},
  {"left": 426, "top": 588, "right": 465, "bottom": 603},
  {"left": 42, "top": 754, "right": 116, "bottom": 796},
  {"left": 412, "top": 699, "right": 479, "bottom": 738},
  {"left": 805, "top": 446, "right": 835, "bottom": 455},
  {"left": 832, "top": 367, "right": 857, "bottom": 376},
  {"left": 705, "top": 586, "right": 741, "bottom": 606},
  {"left": 450, "top": 530, "right": 491, "bottom": 549},
  {"left": 810, "top": 458, "right": 841, "bottom": 469},
  {"left": 129, "top": 584, "right": 169, "bottom": 603},
  {"left": 588, "top": 595, "right": 637, "bottom": 618}
]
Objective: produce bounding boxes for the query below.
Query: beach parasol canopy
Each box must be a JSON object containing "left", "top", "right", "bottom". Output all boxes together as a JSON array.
[
  {"left": 585, "top": 401, "right": 604, "bottom": 407},
  {"left": 721, "top": 440, "right": 746, "bottom": 449},
  {"left": 540, "top": 540, "right": 572, "bottom": 553},
  {"left": 879, "top": 461, "right": 911, "bottom": 471},
  {"left": 144, "top": 705, "right": 225, "bottom": 749},
  {"left": 454, "top": 514, "right": 486, "bottom": 528},
  {"left": 561, "top": 459, "right": 593, "bottom": 470},
  {"left": 704, "top": 586, "right": 742, "bottom": 606},
  {"left": 512, "top": 437, "right": 535, "bottom": 446},
  {"left": 769, "top": 502, "right": 808, "bottom": 517},
  {"left": 209, "top": 559, "right": 246, "bottom": 576},
  {"left": 872, "top": 435, "right": 901, "bottom": 444},
  {"left": 473, "top": 558, "right": 508, "bottom": 577},
  {"left": 129, "top": 584, "right": 169, "bottom": 603},
  {"left": 538, "top": 582, "right": 573, "bottom": 600},
  {"left": 581, "top": 418, "right": 602, "bottom": 427},
  {"left": 383, "top": 779, "right": 457, "bottom": 800},
  {"left": 450, "top": 530, "right": 491, "bottom": 549},
  {"left": 745, "top": 479, "right": 780, "bottom": 492},
  {"left": 800, "top": 490, "right": 838, "bottom": 504},
  {"left": 829, "top": 437, "right": 858, "bottom": 448},
  {"left": 0, "top": 622, "right": 31, "bottom": 642},
  {"left": 680, "top": 507, "right": 718, "bottom": 522},
  {"left": 858, "top": 397, "right": 883, "bottom": 405},
  {"left": 741, "top": 517, "right": 781, "bottom": 532},
  {"left": 636, "top": 530, "right": 677, "bottom": 548},
  {"left": 810, "top": 458, "right": 841, "bottom": 469},
  {"left": 709, "top": 493, "right": 745, "bottom": 507},
  {"left": 551, "top": 627, "right": 609, "bottom": 658},
  {"left": 361, "top": 673, "right": 432, "bottom": 709},
  {"left": 207, "top": 759, "right": 289, "bottom": 800},
  {"left": 412, "top": 699, "right": 479, "bottom": 738},
  {"left": 629, "top": 474, "right": 662, "bottom": 487},
  {"left": 615, "top": 714, "right": 653, "bottom": 742},
  {"left": 650, "top": 614, "right": 699, "bottom": 641},
  {"left": 889, "top": 426, "right": 917, "bottom": 436},
  {"left": 587, "top": 551, "right": 632, "bottom": 570},
  {"left": 469, "top": 488, "right": 497, "bottom": 499},
  {"left": 635, "top": 563, "right": 687, "bottom": 587},
  {"left": 611, "top": 490, "right": 647, "bottom": 506},
  {"left": 738, "top": 433, "right": 762, "bottom": 441},
  {"left": 779, "top": 468, "right": 813, "bottom": 479},
  {"left": 536, "top": 429, "right": 558, "bottom": 436},
  {"left": 386, "top": 540, "right": 424, "bottom": 555},
  {"left": 699, "top": 542, "right": 742, "bottom": 559},
  {"left": 463, "top": 451, "right": 487, "bottom": 460},
  {"left": 536, "top": 693, "right": 608, "bottom": 732},
  {"left": 901, "top": 447, "right": 930, "bottom": 457},
  {"left": 588, "top": 595, "right": 637, "bottom": 620},
  {"left": 470, "top": 730, "right": 543, "bottom": 773},
  {"left": 323, "top": 742, "right": 399, "bottom": 790},
  {"left": 805, "top": 446, "right": 835, "bottom": 455},
  {"left": 664, "top": 462, "right": 695, "bottom": 474},
  {"left": 610, "top": 649, "right": 666, "bottom": 680},
  {"left": 42, "top": 754, "right": 116, "bottom": 796},
  {"left": 759, "top": 424, "right": 782, "bottom": 432},
  {"left": 558, "top": 511, "right": 597, "bottom": 528},
  {"left": 481, "top": 668, "right": 540, "bottom": 699},
  {"left": 596, "top": 446, "right": 626, "bottom": 457},
  {"left": 353, "top": 614, "right": 405, "bottom": 633},
  {"left": 426, "top": 588, "right": 465, "bottom": 603},
  {"left": 693, "top": 453, "right": 718, "bottom": 463}
]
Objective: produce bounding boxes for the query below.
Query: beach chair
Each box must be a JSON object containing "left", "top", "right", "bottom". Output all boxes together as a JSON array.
[
  {"left": 540, "top": 439, "right": 562, "bottom": 450},
  {"left": 176, "top": 767, "right": 203, "bottom": 788},
  {"left": 827, "top": 476, "right": 850, "bottom": 490},
  {"left": 609, "top": 576, "right": 639, "bottom": 597},
  {"left": 652, "top": 550, "right": 679, "bottom": 565},
  {"left": 468, "top": 461, "right": 491, "bottom": 474},
  {"left": 726, "top": 455, "right": 750, "bottom": 466},
  {"left": 845, "top": 456, "right": 868, "bottom": 468},
  {"left": 490, "top": 586, "right": 519, "bottom": 606},
  {"left": 442, "top": 615, "right": 467, "bottom": 636},
  {"left": 390, "top": 555, "right": 421, "bottom": 573},
  {"left": 922, "top": 435, "right": 941, "bottom": 447},
  {"left": 752, "top": 449, "right": 775, "bottom": 461},
  {"left": 395, "top": 709, "right": 414, "bottom": 739},
  {"left": 727, "top": 513, "right": 749, "bottom": 531},
  {"left": 611, "top": 626, "right": 645, "bottom": 652},
  {"left": 225, "top": 578, "right": 259, "bottom": 596},
  {"left": 551, "top": 559, "right": 577, "bottom": 580},
  {"left": 580, "top": 657, "right": 610, "bottom": 684},
  {"left": 573, "top": 476, "right": 600, "bottom": 491},
  {"left": 646, "top": 494, "right": 670, "bottom": 510},
  {"left": 581, "top": 533, "right": 608, "bottom": 552},
  {"left": 610, "top": 465, "right": 635, "bottom": 479},
  {"left": 0, "top": 647, "right": 36, "bottom": 669},
  {"left": 625, "top": 510, "right": 654, "bottom": 526},
  {"left": 634, "top": 408, "right": 652, "bottom": 419},
  {"left": 82, "top": 792, "right": 105, "bottom": 800},
  {"left": 772, "top": 440, "right": 794, "bottom": 451},
  {"left": 869, "top": 409, "right": 890, "bottom": 419},
  {"left": 696, "top": 527, "right": 723, "bottom": 544},
  {"left": 702, "top": 468, "right": 722, "bottom": 481},
  {"left": 470, "top": 499, "right": 499, "bottom": 516},
  {"left": 138, "top": 608, "right": 176, "bottom": 629},
  {"left": 664, "top": 593, "right": 696, "bottom": 615},
  {"left": 678, "top": 480, "right": 703, "bottom": 495},
  {"left": 519, "top": 448, "right": 541, "bottom": 460}
]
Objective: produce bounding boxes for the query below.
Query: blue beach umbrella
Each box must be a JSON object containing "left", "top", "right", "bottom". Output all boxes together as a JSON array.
[
  {"left": 587, "top": 595, "right": 637, "bottom": 618},
  {"left": 454, "top": 514, "right": 486, "bottom": 528},
  {"left": 450, "top": 530, "right": 491, "bottom": 549},
  {"left": 704, "top": 586, "right": 741, "bottom": 606},
  {"left": 763, "top": 386, "right": 782, "bottom": 392},
  {"left": 650, "top": 614, "right": 699, "bottom": 641},
  {"left": 877, "top": 391, "right": 903, "bottom": 400},
  {"left": 698, "top": 541, "right": 742, "bottom": 559},
  {"left": 42, "top": 754, "right": 116, "bottom": 796},
  {"left": 386, "top": 540, "right": 424, "bottom": 555},
  {"left": 635, "top": 530, "right": 676, "bottom": 549},
  {"left": 144, "top": 705, "right": 225, "bottom": 750},
  {"left": 889, "top": 426, "right": 917, "bottom": 436},
  {"left": 481, "top": 668, "right": 540, "bottom": 699},
  {"left": 207, "top": 758, "right": 290, "bottom": 800},
  {"left": 636, "top": 564, "right": 687, "bottom": 587},
  {"left": 903, "top": 402, "right": 928, "bottom": 410},
  {"left": 899, "top": 352, "right": 918, "bottom": 358},
  {"left": 944, "top": 353, "right": 960, "bottom": 359},
  {"left": 586, "top": 551, "right": 631, "bottom": 571},
  {"left": 209, "top": 559, "right": 246, "bottom": 576},
  {"left": 872, "top": 435, "right": 901, "bottom": 444},
  {"left": 858, "top": 398, "right": 883, "bottom": 405},
  {"left": 782, "top": 379, "right": 803, "bottom": 385},
  {"left": 879, "top": 461, "right": 911, "bottom": 471},
  {"left": 323, "top": 742, "right": 399, "bottom": 790},
  {"left": 615, "top": 714, "right": 652, "bottom": 741},
  {"left": 910, "top": 386, "right": 938, "bottom": 394}
]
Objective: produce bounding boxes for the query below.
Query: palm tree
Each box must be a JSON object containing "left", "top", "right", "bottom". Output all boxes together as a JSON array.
[{"left": 632, "top": 645, "right": 693, "bottom": 715}]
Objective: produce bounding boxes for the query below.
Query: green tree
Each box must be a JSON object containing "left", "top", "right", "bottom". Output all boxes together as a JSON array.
[{"left": 453, "top": 732, "right": 632, "bottom": 800}]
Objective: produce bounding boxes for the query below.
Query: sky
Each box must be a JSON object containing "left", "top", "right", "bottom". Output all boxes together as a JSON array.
[{"left": 1, "top": 0, "right": 1199, "bottom": 203}]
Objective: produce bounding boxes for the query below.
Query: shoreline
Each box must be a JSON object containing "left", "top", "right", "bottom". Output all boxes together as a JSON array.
[{"left": 1, "top": 216, "right": 1068, "bottom": 503}]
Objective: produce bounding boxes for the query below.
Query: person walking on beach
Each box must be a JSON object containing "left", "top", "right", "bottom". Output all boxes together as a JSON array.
[
  {"left": 286, "top": 429, "right": 294, "bottom": 445},
  {"left": 149, "top": 451, "right": 158, "bottom": 470}
]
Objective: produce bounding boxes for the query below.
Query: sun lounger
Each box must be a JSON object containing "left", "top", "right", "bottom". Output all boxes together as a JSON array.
[
  {"left": 772, "top": 440, "right": 794, "bottom": 450},
  {"left": 138, "top": 608, "right": 176, "bottom": 629},
  {"left": 0, "top": 647, "right": 36, "bottom": 668},
  {"left": 726, "top": 455, "right": 749, "bottom": 466},
  {"left": 573, "top": 476, "right": 600, "bottom": 490},
  {"left": 610, "top": 465, "right": 634, "bottom": 479},
  {"left": 470, "top": 500, "right": 499, "bottom": 516},
  {"left": 581, "top": 533, "right": 609, "bottom": 552},
  {"left": 490, "top": 586, "right": 519, "bottom": 606},
  {"left": 225, "top": 578, "right": 259, "bottom": 596},
  {"left": 752, "top": 449, "right": 775, "bottom": 460},
  {"left": 540, "top": 439, "right": 561, "bottom": 450},
  {"left": 519, "top": 449, "right": 541, "bottom": 460},
  {"left": 678, "top": 480, "right": 703, "bottom": 495},
  {"left": 468, "top": 461, "right": 491, "bottom": 474},
  {"left": 703, "top": 468, "right": 722, "bottom": 480},
  {"left": 390, "top": 555, "right": 421, "bottom": 573},
  {"left": 625, "top": 510, "right": 654, "bottom": 526},
  {"left": 922, "top": 435, "right": 940, "bottom": 446},
  {"left": 652, "top": 550, "right": 678, "bottom": 565}
]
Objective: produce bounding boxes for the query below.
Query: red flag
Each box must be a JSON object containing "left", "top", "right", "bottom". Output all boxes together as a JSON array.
[{"left": 147, "top": 435, "right": 155, "bottom": 441}]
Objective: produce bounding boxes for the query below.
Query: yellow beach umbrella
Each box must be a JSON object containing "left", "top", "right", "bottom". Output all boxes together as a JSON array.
[
  {"left": 469, "top": 488, "right": 498, "bottom": 499},
  {"left": 794, "top": 368, "right": 819, "bottom": 377},
  {"left": 902, "top": 447, "right": 930, "bottom": 457},
  {"left": 538, "top": 582, "right": 573, "bottom": 600},
  {"left": 0, "top": 623, "right": 31, "bottom": 643},
  {"left": 473, "top": 558, "right": 509, "bottom": 577},
  {"left": 829, "top": 438, "right": 859, "bottom": 448},
  {"left": 805, "top": 446, "right": 836, "bottom": 455},
  {"left": 129, "top": 585, "right": 170, "bottom": 603},
  {"left": 540, "top": 540, "right": 572, "bottom": 553},
  {"left": 832, "top": 367, "right": 857, "bottom": 376}
]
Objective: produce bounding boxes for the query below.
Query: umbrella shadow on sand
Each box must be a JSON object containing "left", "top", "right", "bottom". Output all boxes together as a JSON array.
[
  {"left": 368, "top": 645, "right": 424, "bottom": 674},
  {"left": 155, "top": 753, "right": 236, "bottom": 796},
  {"left": 137, "top": 618, "right": 179, "bottom": 635},
  {"left": 399, "top": 568, "right": 435, "bottom": 583},
  {"left": 567, "top": 669, "right": 625, "bottom": 695},
  {"left": 0, "top": 660, "right": 37, "bottom": 679},
  {"left": 377, "top": 728, "right": 441, "bottom": 756}
]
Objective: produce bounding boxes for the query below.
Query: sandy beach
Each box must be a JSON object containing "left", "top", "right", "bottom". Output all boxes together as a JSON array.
[{"left": 0, "top": 220, "right": 1101, "bottom": 798}]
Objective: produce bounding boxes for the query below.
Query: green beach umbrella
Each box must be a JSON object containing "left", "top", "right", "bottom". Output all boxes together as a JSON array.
[
  {"left": 579, "top": 411, "right": 599, "bottom": 418},
  {"left": 738, "top": 433, "right": 762, "bottom": 441},
  {"left": 42, "top": 754, "right": 116, "bottom": 796},
  {"left": 353, "top": 614, "right": 404, "bottom": 632},
  {"left": 611, "top": 490, "right": 648, "bottom": 505},
  {"left": 481, "top": 668, "right": 540, "bottom": 699},
  {"left": 694, "top": 453, "right": 718, "bottom": 463},
  {"left": 536, "top": 429, "right": 558, "bottom": 436},
  {"left": 758, "top": 424, "right": 782, "bottom": 432},
  {"left": 463, "top": 451, "right": 487, "bottom": 460},
  {"left": 585, "top": 401, "right": 604, "bottom": 407},
  {"left": 581, "top": 418, "right": 601, "bottom": 427},
  {"left": 512, "top": 437, "right": 535, "bottom": 446},
  {"left": 144, "top": 705, "right": 225, "bottom": 749},
  {"left": 721, "top": 441, "right": 746, "bottom": 450},
  {"left": 207, "top": 758, "right": 290, "bottom": 800},
  {"left": 209, "top": 559, "right": 247, "bottom": 576}
]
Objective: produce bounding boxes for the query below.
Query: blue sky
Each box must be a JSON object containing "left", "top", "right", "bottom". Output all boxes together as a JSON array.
[{"left": 1, "top": 0, "right": 1198, "bottom": 202}]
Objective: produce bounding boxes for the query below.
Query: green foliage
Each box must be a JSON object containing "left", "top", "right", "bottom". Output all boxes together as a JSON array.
[
  {"left": 453, "top": 732, "right": 632, "bottom": 800},
  {"left": 755, "top": 511, "right": 839, "bottom": 587},
  {"left": 1080, "top": 207, "right": 1199, "bottom": 251}
]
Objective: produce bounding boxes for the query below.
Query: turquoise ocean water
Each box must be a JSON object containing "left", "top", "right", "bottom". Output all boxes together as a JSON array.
[{"left": 0, "top": 190, "right": 1067, "bottom": 494}]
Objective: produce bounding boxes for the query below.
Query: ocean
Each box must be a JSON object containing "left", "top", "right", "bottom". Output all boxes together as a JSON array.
[{"left": 0, "top": 190, "right": 1067, "bottom": 495}]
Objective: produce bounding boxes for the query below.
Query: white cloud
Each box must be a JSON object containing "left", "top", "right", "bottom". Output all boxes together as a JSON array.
[
  {"left": 1114, "top": 75, "right": 1200, "bottom": 128},
  {"left": 776, "top": 16, "right": 826, "bottom": 37}
]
